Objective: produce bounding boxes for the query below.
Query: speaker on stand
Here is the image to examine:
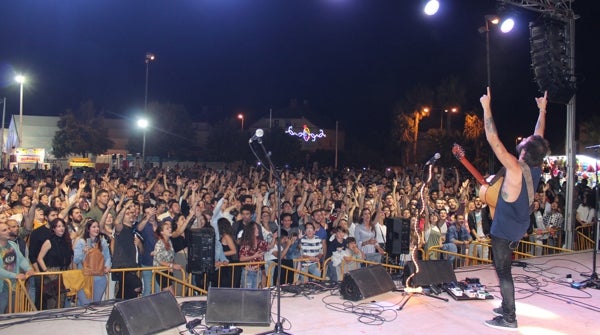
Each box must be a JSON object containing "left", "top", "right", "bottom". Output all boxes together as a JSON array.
[
  {"left": 187, "top": 227, "right": 216, "bottom": 288},
  {"left": 384, "top": 217, "right": 411, "bottom": 256}
]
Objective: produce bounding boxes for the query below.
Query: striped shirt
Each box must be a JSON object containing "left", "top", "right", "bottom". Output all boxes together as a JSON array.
[{"left": 301, "top": 236, "right": 322, "bottom": 265}]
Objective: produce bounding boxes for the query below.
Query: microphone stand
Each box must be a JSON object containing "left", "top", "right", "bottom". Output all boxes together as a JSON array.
[
  {"left": 399, "top": 160, "right": 449, "bottom": 310},
  {"left": 578, "top": 145, "right": 600, "bottom": 289},
  {"left": 249, "top": 134, "right": 292, "bottom": 335}
]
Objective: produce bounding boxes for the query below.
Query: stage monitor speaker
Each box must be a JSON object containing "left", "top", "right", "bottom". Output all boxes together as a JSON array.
[
  {"left": 187, "top": 227, "right": 215, "bottom": 274},
  {"left": 403, "top": 260, "right": 457, "bottom": 287},
  {"left": 205, "top": 287, "right": 271, "bottom": 326},
  {"left": 105, "top": 291, "right": 186, "bottom": 335},
  {"left": 384, "top": 217, "right": 410, "bottom": 254},
  {"left": 340, "top": 265, "right": 396, "bottom": 301}
]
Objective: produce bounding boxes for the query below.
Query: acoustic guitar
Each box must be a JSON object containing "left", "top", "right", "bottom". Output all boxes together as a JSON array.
[{"left": 452, "top": 143, "right": 504, "bottom": 218}]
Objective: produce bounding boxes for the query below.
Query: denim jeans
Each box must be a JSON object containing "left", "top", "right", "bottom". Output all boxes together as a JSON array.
[
  {"left": 491, "top": 234, "right": 519, "bottom": 322},
  {"left": 77, "top": 275, "right": 107, "bottom": 306},
  {"left": 298, "top": 263, "right": 321, "bottom": 282},
  {"left": 440, "top": 243, "right": 457, "bottom": 263},
  {"left": 469, "top": 242, "right": 490, "bottom": 260},
  {"left": 141, "top": 264, "right": 159, "bottom": 296},
  {"left": 241, "top": 268, "right": 261, "bottom": 289},
  {"left": 0, "top": 289, "right": 10, "bottom": 313},
  {"left": 326, "top": 262, "right": 340, "bottom": 281}
]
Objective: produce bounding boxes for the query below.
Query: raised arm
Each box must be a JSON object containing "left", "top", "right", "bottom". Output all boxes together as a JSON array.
[
  {"left": 480, "top": 87, "right": 519, "bottom": 171},
  {"left": 534, "top": 91, "right": 548, "bottom": 137}
]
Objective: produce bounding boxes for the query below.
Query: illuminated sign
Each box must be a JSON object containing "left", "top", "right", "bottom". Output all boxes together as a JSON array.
[
  {"left": 15, "top": 148, "right": 45, "bottom": 164},
  {"left": 285, "top": 125, "right": 326, "bottom": 142}
]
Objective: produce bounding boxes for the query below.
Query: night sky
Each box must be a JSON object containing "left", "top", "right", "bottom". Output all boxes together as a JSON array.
[{"left": 1, "top": 0, "right": 598, "bottom": 153}]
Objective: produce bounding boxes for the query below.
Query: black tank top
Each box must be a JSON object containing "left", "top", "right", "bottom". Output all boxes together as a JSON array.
[
  {"left": 112, "top": 225, "right": 137, "bottom": 268},
  {"left": 44, "top": 235, "right": 73, "bottom": 269}
]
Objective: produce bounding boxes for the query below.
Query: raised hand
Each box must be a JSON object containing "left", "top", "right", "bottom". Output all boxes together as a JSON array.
[
  {"left": 535, "top": 90, "right": 548, "bottom": 111},
  {"left": 480, "top": 86, "right": 491, "bottom": 110}
]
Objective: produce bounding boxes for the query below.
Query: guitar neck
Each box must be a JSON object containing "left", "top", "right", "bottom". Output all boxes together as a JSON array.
[{"left": 457, "top": 157, "right": 488, "bottom": 186}]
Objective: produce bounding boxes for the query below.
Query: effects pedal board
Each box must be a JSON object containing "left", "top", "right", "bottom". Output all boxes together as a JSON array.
[{"left": 203, "top": 326, "right": 242, "bottom": 335}]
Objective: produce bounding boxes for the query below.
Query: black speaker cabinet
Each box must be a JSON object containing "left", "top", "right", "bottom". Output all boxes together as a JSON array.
[
  {"left": 187, "top": 227, "right": 215, "bottom": 274},
  {"left": 402, "top": 260, "right": 457, "bottom": 287},
  {"left": 340, "top": 265, "right": 396, "bottom": 301},
  {"left": 205, "top": 287, "right": 271, "bottom": 326},
  {"left": 106, "top": 291, "right": 186, "bottom": 335},
  {"left": 384, "top": 217, "right": 411, "bottom": 254}
]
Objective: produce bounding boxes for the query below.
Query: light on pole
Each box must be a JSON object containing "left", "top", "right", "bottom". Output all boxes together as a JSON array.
[
  {"left": 480, "top": 15, "right": 514, "bottom": 88},
  {"left": 413, "top": 108, "right": 429, "bottom": 162},
  {"left": 482, "top": 15, "right": 499, "bottom": 88},
  {"left": 145, "top": 52, "right": 155, "bottom": 112},
  {"left": 445, "top": 107, "right": 459, "bottom": 132},
  {"left": 15, "top": 75, "right": 25, "bottom": 147},
  {"left": 238, "top": 113, "right": 244, "bottom": 130},
  {"left": 137, "top": 118, "right": 149, "bottom": 166}
]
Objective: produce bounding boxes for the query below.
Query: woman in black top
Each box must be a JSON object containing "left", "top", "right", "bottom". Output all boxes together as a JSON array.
[
  {"left": 217, "top": 217, "right": 237, "bottom": 287},
  {"left": 37, "top": 218, "right": 73, "bottom": 309}
]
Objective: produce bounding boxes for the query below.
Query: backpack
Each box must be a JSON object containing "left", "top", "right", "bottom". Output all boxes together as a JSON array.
[{"left": 83, "top": 241, "right": 105, "bottom": 276}]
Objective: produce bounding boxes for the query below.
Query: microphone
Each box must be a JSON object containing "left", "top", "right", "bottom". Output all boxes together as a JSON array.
[
  {"left": 585, "top": 144, "right": 600, "bottom": 150},
  {"left": 249, "top": 129, "right": 264, "bottom": 143},
  {"left": 425, "top": 153, "right": 441, "bottom": 165}
]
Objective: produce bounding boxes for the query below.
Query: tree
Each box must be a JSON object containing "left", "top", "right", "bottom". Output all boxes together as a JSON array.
[
  {"left": 392, "top": 113, "right": 416, "bottom": 166},
  {"left": 424, "top": 128, "right": 462, "bottom": 167},
  {"left": 52, "top": 101, "right": 114, "bottom": 158},
  {"left": 579, "top": 114, "right": 600, "bottom": 149},
  {"left": 463, "top": 112, "right": 489, "bottom": 172},
  {"left": 391, "top": 84, "right": 434, "bottom": 164},
  {"left": 435, "top": 76, "right": 466, "bottom": 112}
]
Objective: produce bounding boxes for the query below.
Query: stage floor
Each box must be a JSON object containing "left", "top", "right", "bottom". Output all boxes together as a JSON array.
[{"left": 1, "top": 251, "right": 599, "bottom": 335}]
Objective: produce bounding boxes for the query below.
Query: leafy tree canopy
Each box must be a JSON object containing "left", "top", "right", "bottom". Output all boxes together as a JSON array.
[{"left": 52, "top": 101, "right": 114, "bottom": 158}]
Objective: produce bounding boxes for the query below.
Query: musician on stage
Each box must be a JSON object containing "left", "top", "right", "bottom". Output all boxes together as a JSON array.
[{"left": 480, "top": 87, "right": 550, "bottom": 330}]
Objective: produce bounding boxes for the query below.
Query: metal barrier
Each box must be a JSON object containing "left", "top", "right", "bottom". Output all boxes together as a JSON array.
[
  {"left": 514, "top": 240, "right": 573, "bottom": 259},
  {"left": 4, "top": 235, "right": 586, "bottom": 315},
  {"left": 575, "top": 225, "right": 595, "bottom": 251},
  {"left": 426, "top": 244, "right": 493, "bottom": 269}
]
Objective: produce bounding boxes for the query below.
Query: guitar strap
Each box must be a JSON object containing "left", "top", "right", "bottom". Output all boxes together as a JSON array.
[{"left": 518, "top": 161, "right": 535, "bottom": 214}]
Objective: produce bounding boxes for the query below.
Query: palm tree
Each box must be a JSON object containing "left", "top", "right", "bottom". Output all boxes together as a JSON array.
[
  {"left": 391, "top": 84, "right": 434, "bottom": 163},
  {"left": 436, "top": 76, "right": 466, "bottom": 134},
  {"left": 463, "top": 113, "right": 487, "bottom": 169}
]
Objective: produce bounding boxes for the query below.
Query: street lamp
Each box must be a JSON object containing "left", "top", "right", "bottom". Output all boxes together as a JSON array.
[
  {"left": 238, "top": 113, "right": 244, "bottom": 130},
  {"left": 445, "top": 107, "right": 459, "bottom": 132},
  {"left": 15, "top": 75, "right": 25, "bottom": 147},
  {"left": 145, "top": 52, "right": 155, "bottom": 112},
  {"left": 424, "top": 107, "right": 458, "bottom": 131},
  {"left": 137, "top": 118, "right": 149, "bottom": 166},
  {"left": 413, "top": 108, "right": 429, "bottom": 162},
  {"left": 480, "top": 15, "right": 514, "bottom": 88}
]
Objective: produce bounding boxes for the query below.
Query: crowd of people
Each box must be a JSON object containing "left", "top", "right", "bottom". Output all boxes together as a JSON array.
[{"left": 0, "top": 150, "right": 595, "bottom": 313}]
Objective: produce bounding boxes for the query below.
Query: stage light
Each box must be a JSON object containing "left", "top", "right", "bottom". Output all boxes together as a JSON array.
[
  {"left": 500, "top": 17, "right": 515, "bottom": 33},
  {"left": 423, "top": 0, "right": 439, "bottom": 16}
]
